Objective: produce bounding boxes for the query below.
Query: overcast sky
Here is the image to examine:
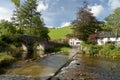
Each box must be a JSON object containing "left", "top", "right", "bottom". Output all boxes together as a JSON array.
[{"left": 0, "top": 0, "right": 120, "bottom": 28}]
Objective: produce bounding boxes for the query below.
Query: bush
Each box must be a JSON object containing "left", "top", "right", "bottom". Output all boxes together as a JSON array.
[
  {"left": 99, "top": 44, "right": 115, "bottom": 56},
  {"left": 0, "top": 40, "right": 7, "bottom": 52},
  {"left": 80, "top": 42, "right": 101, "bottom": 55},
  {"left": 46, "top": 41, "right": 71, "bottom": 53},
  {"left": 109, "top": 46, "right": 120, "bottom": 58},
  {"left": 0, "top": 34, "right": 22, "bottom": 58},
  {"left": 87, "top": 44, "right": 101, "bottom": 55},
  {"left": 0, "top": 53, "right": 14, "bottom": 67},
  {"left": 80, "top": 42, "right": 120, "bottom": 58},
  {"left": 9, "top": 45, "right": 22, "bottom": 58},
  {"left": 1, "top": 35, "right": 13, "bottom": 44}
]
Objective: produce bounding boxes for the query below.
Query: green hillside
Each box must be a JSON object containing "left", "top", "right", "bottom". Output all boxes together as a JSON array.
[{"left": 48, "top": 26, "right": 72, "bottom": 39}]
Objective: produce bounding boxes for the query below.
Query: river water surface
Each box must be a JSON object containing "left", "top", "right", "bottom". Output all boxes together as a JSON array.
[
  {"left": 5, "top": 53, "right": 68, "bottom": 79},
  {"left": 3, "top": 53, "right": 120, "bottom": 80},
  {"left": 77, "top": 54, "right": 120, "bottom": 80}
]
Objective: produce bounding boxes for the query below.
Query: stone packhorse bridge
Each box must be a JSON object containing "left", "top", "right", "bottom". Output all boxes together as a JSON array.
[{"left": 19, "top": 35, "right": 49, "bottom": 59}]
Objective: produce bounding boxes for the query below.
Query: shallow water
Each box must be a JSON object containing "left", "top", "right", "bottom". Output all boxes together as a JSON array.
[
  {"left": 5, "top": 54, "right": 68, "bottom": 78},
  {"left": 78, "top": 54, "right": 120, "bottom": 80},
  {"left": 4, "top": 53, "right": 120, "bottom": 80}
]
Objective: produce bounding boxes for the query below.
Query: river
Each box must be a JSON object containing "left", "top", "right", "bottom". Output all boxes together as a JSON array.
[
  {"left": 1, "top": 53, "right": 120, "bottom": 80},
  {"left": 55, "top": 54, "right": 120, "bottom": 80},
  {"left": 78, "top": 54, "right": 120, "bottom": 80},
  {"left": 4, "top": 53, "right": 69, "bottom": 79}
]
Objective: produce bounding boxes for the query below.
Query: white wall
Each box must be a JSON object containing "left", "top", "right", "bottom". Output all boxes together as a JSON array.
[{"left": 97, "top": 37, "right": 120, "bottom": 45}]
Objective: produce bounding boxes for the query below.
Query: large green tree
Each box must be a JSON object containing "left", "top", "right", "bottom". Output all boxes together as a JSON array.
[
  {"left": 72, "top": 1, "right": 102, "bottom": 42},
  {"left": 11, "top": 0, "right": 49, "bottom": 39},
  {"left": 105, "top": 8, "right": 120, "bottom": 37}
]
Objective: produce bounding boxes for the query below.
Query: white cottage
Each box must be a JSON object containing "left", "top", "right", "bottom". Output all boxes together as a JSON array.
[
  {"left": 96, "top": 32, "right": 120, "bottom": 45},
  {"left": 69, "top": 38, "right": 82, "bottom": 46},
  {"left": 97, "top": 37, "right": 120, "bottom": 45}
]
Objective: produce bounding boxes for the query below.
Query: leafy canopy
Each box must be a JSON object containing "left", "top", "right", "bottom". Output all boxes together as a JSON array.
[
  {"left": 105, "top": 7, "right": 120, "bottom": 37},
  {"left": 0, "top": 20, "right": 16, "bottom": 36},
  {"left": 11, "top": 0, "right": 49, "bottom": 39},
  {"left": 72, "top": 0, "right": 102, "bottom": 42}
]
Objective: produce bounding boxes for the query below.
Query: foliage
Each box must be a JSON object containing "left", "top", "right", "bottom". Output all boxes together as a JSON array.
[
  {"left": 11, "top": 0, "right": 49, "bottom": 39},
  {"left": 0, "top": 19, "right": 22, "bottom": 64},
  {"left": 87, "top": 44, "right": 98, "bottom": 55},
  {"left": 82, "top": 43, "right": 120, "bottom": 58},
  {"left": 48, "top": 26, "right": 72, "bottom": 39},
  {"left": 46, "top": 40, "right": 71, "bottom": 53},
  {"left": 72, "top": 1, "right": 102, "bottom": 42},
  {"left": 99, "top": 44, "right": 115, "bottom": 56},
  {"left": 105, "top": 8, "right": 120, "bottom": 37},
  {"left": 33, "top": 42, "right": 39, "bottom": 59},
  {"left": 110, "top": 46, "right": 120, "bottom": 58},
  {"left": 88, "top": 34, "right": 100, "bottom": 44},
  {"left": 0, "top": 20, "right": 21, "bottom": 54},
  {"left": 0, "top": 20, "right": 17, "bottom": 36},
  {"left": 0, "top": 53, "right": 14, "bottom": 67},
  {"left": 0, "top": 34, "right": 22, "bottom": 58},
  {"left": 11, "top": 0, "right": 20, "bottom": 7},
  {"left": 1, "top": 35, "right": 20, "bottom": 46},
  {"left": 0, "top": 40, "right": 7, "bottom": 52}
]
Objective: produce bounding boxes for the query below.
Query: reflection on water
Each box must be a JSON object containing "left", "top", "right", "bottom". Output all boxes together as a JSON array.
[
  {"left": 6, "top": 54, "right": 68, "bottom": 78},
  {"left": 79, "top": 54, "right": 120, "bottom": 80}
]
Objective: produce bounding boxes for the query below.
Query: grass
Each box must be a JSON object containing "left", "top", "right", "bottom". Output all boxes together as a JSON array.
[
  {"left": 60, "top": 47, "right": 71, "bottom": 53},
  {"left": 48, "top": 26, "right": 72, "bottom": 39}
]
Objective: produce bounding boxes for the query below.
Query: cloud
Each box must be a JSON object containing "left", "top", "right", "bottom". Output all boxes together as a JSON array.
[
  {"left": 37, "top": 1, "right": 48, "bottom": 11},
  {"left": 46, "top": 25, "right": 54, "bottom": 28},
  {"left": 108, "top": 0, "right": 120, "bottom": 9},
  {"left": 89, "top": 4, "right": 104, "bottom": 17},
  {"left": 0, "top": 7, "right": 9, "bottom": 13},
  {"left": 0, "top": 7, "right": 12, "bottom": 21},
  {"left": 61, "top": 6, "right": 65, "bottom": 11},
  {"left": 60, "top": 22, "right": 71, "bottom": 28}
]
